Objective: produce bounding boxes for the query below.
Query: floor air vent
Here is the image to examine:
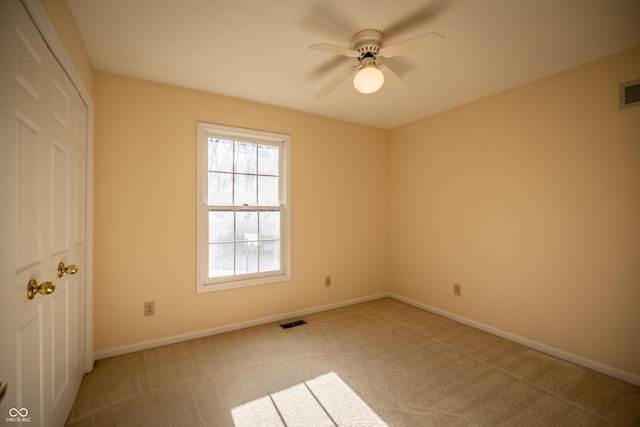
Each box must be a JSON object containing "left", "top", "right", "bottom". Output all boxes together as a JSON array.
[
  {"left": 620, "top": 79, "right": 640, "bottom": 109},
  {"left": 280, "top": 320, "right": 306, "bottom": 329}
]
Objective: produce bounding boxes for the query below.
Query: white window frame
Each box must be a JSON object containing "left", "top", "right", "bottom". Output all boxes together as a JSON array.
[{"left": 196, "top": 122, "right": 291, "bottom": 292}]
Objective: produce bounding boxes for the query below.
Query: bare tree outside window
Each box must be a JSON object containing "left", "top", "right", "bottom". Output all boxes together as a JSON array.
[{"left": 197, "top": 123, "right": 290, "bottom": 292}]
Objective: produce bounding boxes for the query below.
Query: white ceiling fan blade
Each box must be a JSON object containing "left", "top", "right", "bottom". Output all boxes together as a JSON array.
[
  {"left": 315, "top": 66, "right": 357, "bottom": 99},
  {"left": 309, "top": 43, "right": 360, "bottom": 58},
  {"left": 378, "top": 64, "right": 410, "bottom": 96},
  {"left": 379, "top": 32, "right": 444, "bottom": 58}
]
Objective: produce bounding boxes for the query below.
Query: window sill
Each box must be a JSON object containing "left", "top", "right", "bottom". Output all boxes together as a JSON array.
[{"left": 197, "top": 272, "right": 291, "bottom": 293}]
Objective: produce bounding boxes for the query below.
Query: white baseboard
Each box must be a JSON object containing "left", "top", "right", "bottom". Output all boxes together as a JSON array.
[
  {"left": 93, "top": 293, "right": 388, "bottom": 361},
  {"left": 388, "top": 293, "right": 640, "bottom": 387},
  {"left": 94, "top": 291, "right": 639, "bottom": 387}
]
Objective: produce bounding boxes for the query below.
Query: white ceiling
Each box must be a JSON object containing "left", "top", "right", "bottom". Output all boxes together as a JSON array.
[{"left": 66, "top": 0, "right": 640, "bottom": 129}]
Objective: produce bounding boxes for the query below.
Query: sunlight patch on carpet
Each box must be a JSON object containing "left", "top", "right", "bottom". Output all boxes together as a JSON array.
[{"left": 231, "top": 372, "right": 388, "bottom": 426}]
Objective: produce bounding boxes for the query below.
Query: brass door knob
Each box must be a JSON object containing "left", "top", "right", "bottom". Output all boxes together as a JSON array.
[
  {"left": 58, "top": 262, "right": 78, "bottom": 277},
  {"left": 27, "top": 279, "right": 55, "bottom": 300}
]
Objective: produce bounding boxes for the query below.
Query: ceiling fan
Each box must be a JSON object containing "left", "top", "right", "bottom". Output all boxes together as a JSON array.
[{"left": 310, "top": 29, "right": 444, "bottom": 98}]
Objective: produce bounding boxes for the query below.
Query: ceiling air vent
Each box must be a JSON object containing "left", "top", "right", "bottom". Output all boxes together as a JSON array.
[{"left": 619, "top": 79, "right": 640, "bottom": 109}]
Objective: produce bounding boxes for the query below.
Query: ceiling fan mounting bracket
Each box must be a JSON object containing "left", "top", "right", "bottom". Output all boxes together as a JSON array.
[{"left": 350, "top": 29, "right": 384, "bottom": 59}]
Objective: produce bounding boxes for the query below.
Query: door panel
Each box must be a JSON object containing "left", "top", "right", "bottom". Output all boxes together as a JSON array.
[
  {"left": 72, "top": 273, "right": 83, "bottom": 364},
  {"left": 16, "top": 114, "right": 44, "bottom": 271},
  {"left": 51, "top": 138, "right": 70, "bottom": 256},
  {"left": 1, "top": 1, "right": 87, "bottom": 425},
  {"left": 15, "top": 26, "right": 43, "bottom": 104},
  {"left": 74, "top": 158, "right": 86, "bottom": 245},
  {"left": 52, "top": 79, "right": 70, "bottom": 129},
  {"left": 17, "top": 309, "right": 44, "bottom": 424}
]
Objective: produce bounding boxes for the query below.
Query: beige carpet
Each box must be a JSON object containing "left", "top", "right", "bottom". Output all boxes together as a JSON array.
[{"left": 66, "top": 298, "right": 640, "bottom": 426}]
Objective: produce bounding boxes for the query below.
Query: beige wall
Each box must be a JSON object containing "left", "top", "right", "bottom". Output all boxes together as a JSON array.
[
  {"left": 389, "top": 46, "right": 640, "bottom": 376},
  {"left": 93, "top": 72, "right": 389, "bottom": 351}
]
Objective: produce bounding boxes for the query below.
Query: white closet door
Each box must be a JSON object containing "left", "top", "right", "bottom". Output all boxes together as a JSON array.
[{"left": 0, "top": 1, "right": 87, "bottom": 425}]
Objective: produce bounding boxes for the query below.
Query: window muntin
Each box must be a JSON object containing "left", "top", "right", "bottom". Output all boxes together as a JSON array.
[{"left": 197, "top": 123, "right": 290, "bottom": 292}]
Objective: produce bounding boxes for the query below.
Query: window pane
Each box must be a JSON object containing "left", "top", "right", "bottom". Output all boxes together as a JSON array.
[
  {"left": 198, "top": 123, "right": 289, "bottom": 290},
  {"left": 258, "top": 176, "right": 279, "bottom": 206},
  {"left": 209, "top": 243, "right": 234, "bottom": 278},
  {"left": 235, "top": 141, "right": 257, "bottom": 174},
  {"left": 209, "top": 210, "right": 234, "bottom": 242},
  {"left": 234, "top": 174, "right": 257, "bottom": 206},
  {"left": 208, "top": 172, "right": 233, "bottom": 205},
  {"left": 236, "top": 242, "right": 258, "bottom": 274},
  {"left": 260, "top": 240, "right": 280, "bottom": 272},
  {"left": 259, "top": 210, "right": 280, "bottom": 240},
  {"left": 236, "top": 210, "right": 258, "bottom": 241},
  {"left": 258, "top": 144, "right": 279, "bottom": 176},
  {"left": 208, "top": 138, "right": 233, "bottom": 172}
]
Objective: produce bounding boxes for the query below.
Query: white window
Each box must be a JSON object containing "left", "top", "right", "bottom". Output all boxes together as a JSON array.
[{"left": 197, "top": 122, "right": 291, "bottom": 292}]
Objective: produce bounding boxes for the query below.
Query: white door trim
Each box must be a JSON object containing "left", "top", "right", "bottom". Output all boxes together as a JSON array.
[{"left": 21, "top": 0, "right": 95, "bottom": 372}]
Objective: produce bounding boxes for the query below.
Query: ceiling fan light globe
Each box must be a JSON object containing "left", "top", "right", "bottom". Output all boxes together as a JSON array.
[{"left": 353, "top": 66, "right": 384, "bottom": 94}]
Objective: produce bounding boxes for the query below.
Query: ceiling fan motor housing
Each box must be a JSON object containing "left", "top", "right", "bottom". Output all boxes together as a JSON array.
[{"left": 351, "top": 29, "right": 384, "bottom": 59}]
